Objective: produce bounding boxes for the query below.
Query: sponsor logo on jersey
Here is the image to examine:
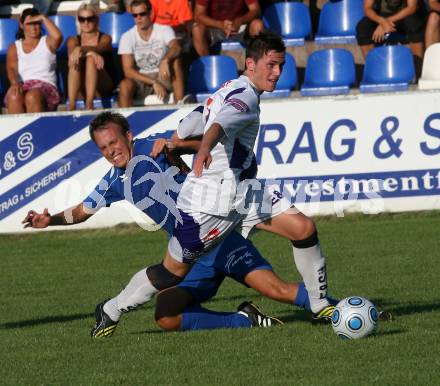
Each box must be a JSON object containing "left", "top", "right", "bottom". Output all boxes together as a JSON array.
[{"left": 202, "top": 227, "right": 220, "bottom": 242}]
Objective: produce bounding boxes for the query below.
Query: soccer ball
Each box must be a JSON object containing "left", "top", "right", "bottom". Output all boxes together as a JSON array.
[{"left": 331, "top": 296, "right": 379, "bottom": 340}]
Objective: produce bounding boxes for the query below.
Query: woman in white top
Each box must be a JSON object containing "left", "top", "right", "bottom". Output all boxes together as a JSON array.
[
  {"left": 5, "top": 8, "right": 62, "bottom": 114},
  {"left": 67, "top": 3, "right": 114, "bottom": 110}
]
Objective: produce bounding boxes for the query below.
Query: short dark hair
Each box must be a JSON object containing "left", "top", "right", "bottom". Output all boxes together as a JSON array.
[
  {"left": 17, "top": 8, "right": 40, "bottom": 39},
  {"left": 245, "top": 32, "right": 285, "bottom": 62},
  {"left": 89, "top": 111, "right": 130, "bottom": 142},
  {"left": 129, "top": 0, "right": 152, "bottom": 12}
]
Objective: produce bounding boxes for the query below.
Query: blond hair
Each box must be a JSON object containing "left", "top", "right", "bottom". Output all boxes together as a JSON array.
[{"left": 77, "top": 2, "right": 99, "bottom": 18}]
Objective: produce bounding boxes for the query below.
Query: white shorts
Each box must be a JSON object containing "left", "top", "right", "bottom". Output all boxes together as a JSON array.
[{"left": 168, "top": 184, "right": 292, "bottom": 263}]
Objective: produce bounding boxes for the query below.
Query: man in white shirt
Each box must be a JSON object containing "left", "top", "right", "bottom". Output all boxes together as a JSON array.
[{"left": 118, "top": 0, "right": 185, "bottom": 106}]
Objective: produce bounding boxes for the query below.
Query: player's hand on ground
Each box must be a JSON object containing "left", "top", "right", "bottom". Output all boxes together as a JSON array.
[
  {"left": 22, "top": 208, "right": 50, "bottom": 228},
  {"left": 193, "top": 149, "right": 212, "bottom": 177}
]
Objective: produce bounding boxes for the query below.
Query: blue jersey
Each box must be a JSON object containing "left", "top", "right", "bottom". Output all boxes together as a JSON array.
[{"left": 83, "top": 134, "right": 186, "bottom": 236}]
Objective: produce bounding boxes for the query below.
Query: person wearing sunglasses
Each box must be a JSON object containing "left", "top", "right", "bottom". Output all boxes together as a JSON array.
[
  {"left": 118, "top": 0, "right": 188, "bottom": 106},
  {"left": 66, "top": 2, "right": 114, "bottom": 110},
  {"left": 5, "top": 8, "right": 62, "bottom": 114}
]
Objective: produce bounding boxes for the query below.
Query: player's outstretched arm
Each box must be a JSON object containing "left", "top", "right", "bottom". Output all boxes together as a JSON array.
[
  {"left": 193, "top": 123, "right": 224, "bottom": 177},
  {"left": 22, "top": 203, "right": 93, "bottom": 228}
]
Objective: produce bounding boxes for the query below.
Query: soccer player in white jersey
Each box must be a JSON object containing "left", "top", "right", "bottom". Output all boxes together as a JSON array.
[{"left": 149, "top": 33, "right": 335, "bottom": 324}]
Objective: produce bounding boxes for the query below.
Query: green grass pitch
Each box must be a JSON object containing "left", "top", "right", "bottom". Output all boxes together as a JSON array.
[{"left": 1, "top": 212, "right": 440, "bottom": 385}]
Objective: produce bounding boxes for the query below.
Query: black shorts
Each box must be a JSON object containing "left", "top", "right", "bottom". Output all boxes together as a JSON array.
[{"left": 356, "top": 13, "right": 426, "bottom": 45}]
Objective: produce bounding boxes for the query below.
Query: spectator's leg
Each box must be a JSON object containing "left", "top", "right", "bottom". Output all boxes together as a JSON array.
[
  {"left": 409, "top": 41, "right": 425, "bottom": 58},
  {"left": 96, "top": 69, "right": 114, "bottom": 99},
  {"left": 5, "top": 90, "right": 26, "bottom": 114},
  {"left": 192, "top": 23, "right": 209, "bottom": 57},
  {"left": 84, "top": 55, "right": 99, "bottom": 110},
  {"left": 356, "top": 17, "right": 377, "bottom": 59},
  {"left": 248, "top": 19, "right": 264, "bottom": 37},
  {"left": 118, "top": 78, "right": 137, "bottom": 108},
  {"left": 67, "top": 63, "right": 83, "bottom": 111},
  {"left": 425, "top": 12, "right": 440, "bottom": 49},
  {"left": 171, "top": 57, "right": 185, "bottom": 102},
  {"left": 24, "top": 89, "right": 45, "bottom": 113},
  {"left": 398, "top": 13, "right": 426, "bottom": 60}
]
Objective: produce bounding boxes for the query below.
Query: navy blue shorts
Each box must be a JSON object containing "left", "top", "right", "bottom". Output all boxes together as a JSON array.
[{"left": 177, "top": 231, "right": 272, "bottom": 303}]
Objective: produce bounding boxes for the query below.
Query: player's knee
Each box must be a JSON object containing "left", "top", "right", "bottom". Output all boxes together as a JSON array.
[
  {"left": 292, "top": 222, "right": 319, "bottom": 249},
  {"left": 146, "top": 263, "right": 183, "bottom": 291},
  {"left": 293, "top": 216, "right": 316, "bottom": 241},
  {"left": 155, "top": 287, "right": 192, "bottom": 323},
  {"left": 156, "top": 316, "right": 180, "bottom": 331}
]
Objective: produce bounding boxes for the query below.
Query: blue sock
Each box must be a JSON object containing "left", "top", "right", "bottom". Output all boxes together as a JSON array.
[
  {"left": 294, "top": 282, "right": 311, "bottom": 311},
  {"left": 181, "top": 305, "right": 252, "bottom": 331},
  {"left": 293, "top": 282, "right": 340, "bottom": 311}
]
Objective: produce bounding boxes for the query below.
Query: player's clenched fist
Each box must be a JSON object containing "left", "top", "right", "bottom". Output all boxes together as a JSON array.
[{"left": 22, "top": 208, "right": 50, "bottom": 228}]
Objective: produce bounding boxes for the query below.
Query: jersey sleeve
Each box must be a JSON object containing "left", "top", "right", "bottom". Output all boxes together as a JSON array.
[
  {"left": 212, "top": 89, "right": 258, "bottom": 138},
  {"left": 159, "top": 25, "right": 177, "bottom": 45},
  {"left": 176, "top": 105, "right": 205, "bottom": 139},
  {"left": 117, "top": 30, "right": 133, "bottom": 55},
  {"left": 82, "top": 168, "right": 123, "bottom": 211}
]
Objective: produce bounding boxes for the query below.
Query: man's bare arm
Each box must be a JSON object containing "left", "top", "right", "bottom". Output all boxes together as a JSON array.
[
  {"left": 193, "top": 123, "right": 225, "bottom": 177},
  {"left": 22, "top": 203, "right": 93, "bottom": 229}
]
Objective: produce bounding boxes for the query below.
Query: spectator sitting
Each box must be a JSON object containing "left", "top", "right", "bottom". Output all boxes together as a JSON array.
[
  {"left": 192, "top": 0, "right": 264, "bottom": 57},
  {"left": 150, "top": 0, "right": 193, "bottom": 48},
  {"left": 356, "top": 0, "right": 426, "bottom": 60},
  {"left": 118, "top": 0, "right": 186, "bottom": 106},
  {"left": 67, "top": 2, "right": 114, "bottom": 110},
  {"left": 425, "top": 0, "right": 440, "bottom": 48},
  {"left": 5, "top": 8, "right": 63, "bottom": 114}
]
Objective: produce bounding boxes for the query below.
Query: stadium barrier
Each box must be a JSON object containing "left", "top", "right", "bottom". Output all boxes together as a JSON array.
[{"left": 1, "top": 89, "right": 440, "bottom": 233}]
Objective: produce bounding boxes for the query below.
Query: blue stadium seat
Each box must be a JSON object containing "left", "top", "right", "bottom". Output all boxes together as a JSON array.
[
  {"left": 0, "top": 19, "right": 19, "bottom": 61},
  {"left": 301, "top": 48, "right": 355, "bottom": 96},
  {"left": 66, "top": 97, "right": 117, "bottom": 110},
  {"left": 315, "top": 0, "right": 364, "bottom": 44},
  {"left": 220, "top": 39, "right": 244, "bottom": 51},
  {"left": 187, "top": 55, "right": 238, "bottom": 102},
  {"left": 0, "top": 72, "right": 5, "bottom": 103},
  {"left": 47, "top": 15, "right": 77, "bottom": 55},
  {"left": 263, "top": 2, "right": 311, "bottom": 46},
  {"left": 100, "top": 12, "right": 134, "bottom": 49},
  {"left": 261, "top": 52, "right": 296, "bottom": 99},
  {"left": 360, "top": 45, "right": 415, "bottom": 93}
]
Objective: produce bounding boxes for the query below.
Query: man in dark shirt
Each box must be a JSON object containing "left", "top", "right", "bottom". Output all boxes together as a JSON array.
[
  {"left": 192, "top": 0, "right": 264, "bottom": 56},
  {"left": 356, "top": 0, "right": 426, "bottom": 59}
]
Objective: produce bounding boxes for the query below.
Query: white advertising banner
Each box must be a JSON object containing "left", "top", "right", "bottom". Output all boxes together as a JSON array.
[{"left": 0, "top": 89, "right": 439, "bottom": 233}]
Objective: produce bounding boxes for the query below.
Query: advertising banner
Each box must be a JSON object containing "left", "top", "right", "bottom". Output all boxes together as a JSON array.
[{"left": 1, "top": 90, "right": 439, "bottom": 233}]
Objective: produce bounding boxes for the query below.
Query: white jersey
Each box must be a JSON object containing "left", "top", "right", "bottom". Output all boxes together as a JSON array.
[{"left": 177, "top": 75, "right": 261, "bottom": 216}]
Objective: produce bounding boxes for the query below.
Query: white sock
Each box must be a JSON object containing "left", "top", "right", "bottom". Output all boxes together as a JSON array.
[
  {"left": 292, "top": 243, "right": 329, "bottom": 313},
  {"left": 103, "top": 267, "right": 158, "bottom": 322}
]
